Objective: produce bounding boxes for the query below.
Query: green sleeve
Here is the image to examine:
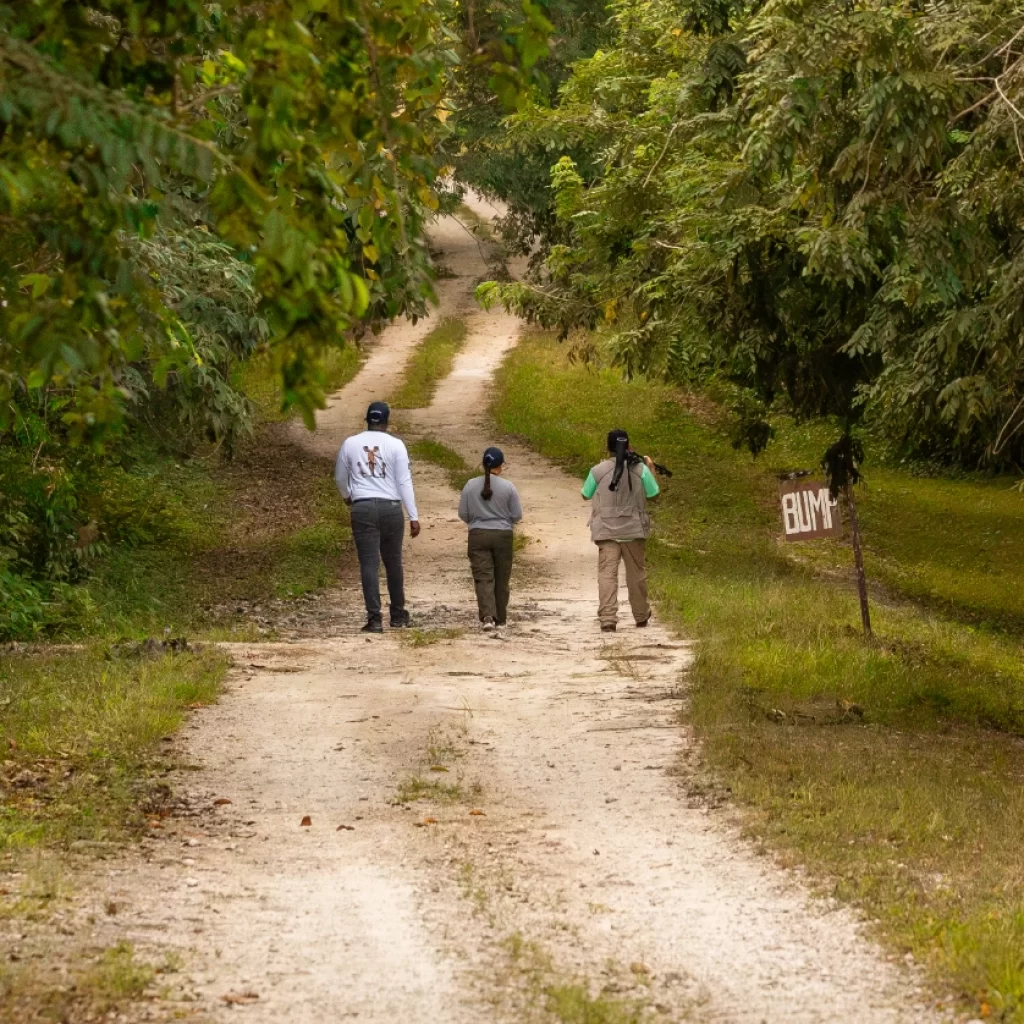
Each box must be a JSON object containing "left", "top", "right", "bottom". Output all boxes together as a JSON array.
[
  {"left": 581, "top": 470, "right": 598, "bottom": 499},
  {"left": 641, "top": 465, "right": 660, "bottom": 498}
]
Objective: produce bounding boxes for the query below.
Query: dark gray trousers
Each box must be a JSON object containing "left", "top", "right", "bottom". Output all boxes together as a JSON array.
[
  {"left": 350, "top": 499, "right": 405, "bottom": 621},
  {"left": 467, "top": 528, "right": 514, "bottom": 624}
]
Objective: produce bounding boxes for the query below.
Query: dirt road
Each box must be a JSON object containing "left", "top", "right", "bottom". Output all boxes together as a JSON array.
[{"left": 82, "top": 204, "right": 943, "bottom": 1023}]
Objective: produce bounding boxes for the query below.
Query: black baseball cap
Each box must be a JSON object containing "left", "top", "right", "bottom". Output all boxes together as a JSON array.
[
  {"left": 607, "top": 428, "right": 629, "bottom": 451},
  {"left": 366, "top": 401, "right": 390, "bottom": 426},
  {"left": 483, "top": 446, "right": 504, "bottom": 468}
]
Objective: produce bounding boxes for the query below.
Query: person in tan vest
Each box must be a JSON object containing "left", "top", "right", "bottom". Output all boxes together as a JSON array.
[{"left": 582, "top": 429, "right": 660, "bottom": 633}]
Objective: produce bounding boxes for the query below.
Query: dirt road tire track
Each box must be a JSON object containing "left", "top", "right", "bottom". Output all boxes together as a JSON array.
[{"left": 75, "top": 206, "right": 944, "bottom": 1023}]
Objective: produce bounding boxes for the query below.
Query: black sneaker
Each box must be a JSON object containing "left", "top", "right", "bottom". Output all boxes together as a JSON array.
[
  {"left": 390, "top": 611, "right": 413, "bottom": 629},
  {"left": 601, "top": 624, "right": 617, "bottom": 633},
  {"left": 361, "top": 618, "right": 384, "bottom": 634},
  {"left": 636, "top": 616, "right": 651, "bottom": 628}
]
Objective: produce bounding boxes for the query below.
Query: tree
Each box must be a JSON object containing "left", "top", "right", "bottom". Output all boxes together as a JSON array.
[
  {"left": 0, "top": 0, "right": 459, "bottom": 436},
  {"left": 479, "top": 0, "right": 1024, "bottom": 470}
]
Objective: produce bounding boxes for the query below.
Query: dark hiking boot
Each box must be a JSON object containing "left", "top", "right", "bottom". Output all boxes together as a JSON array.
[
  {"left": 601, "top": 624, "right": 617, "bottom": 633},
  {"left": 390, "top": 611, "right": 413, "bottom": 629},
  {"left": 482, "top": 617, "right": 496, "bottom": 632},
  {"left": 636, "top": 616, "right": 651, "bottom": 628},
  {"left": 361, "top": 618, "right": 384, "bottom": 634}
]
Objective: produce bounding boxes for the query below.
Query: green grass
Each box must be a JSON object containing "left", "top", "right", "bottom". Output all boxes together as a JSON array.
[
  {"left": 0, "top": 940, "right": 161, "bottom": 1021},
  {"left": 389, "top": 318, "right": 468, "bottom": 409},
  {"left": 398, "top": 627, "right": 466, "bottom": 647},
  {"left": 545, "top": 985, "right": 645, "bottom": 1024},
  {"left": 235, "top": 343, "right": 363, "bottom": 422},
  {"left": 498, "top": 933, "right": 657, "bottom": 1023},
  {"left": 456, "top": 202, "right": 494, "bottom": 238},
  {"left": 80, "top": 426, "right": 350, "bottom": 639},
  {"left": 395, "top": 776, "right": 465, "bottom": 805},
  {"left": 0, "top": 646, "right": 227, "bottom": 852},
  {"left": 491, "top": 331, "right": 1024, "bottom": 1022},
  {"left": 408, "top": 437, "right": 477, "bottom": 492}
]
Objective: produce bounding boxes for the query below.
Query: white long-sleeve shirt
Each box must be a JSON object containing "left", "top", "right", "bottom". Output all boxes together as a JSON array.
[{"left": 334, "top": 430, "right": 419, "bottom": 521}]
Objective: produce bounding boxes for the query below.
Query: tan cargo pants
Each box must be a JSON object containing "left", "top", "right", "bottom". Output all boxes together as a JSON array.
[{"left": 596, "top": 540, "right": 650, "bottom": 627}]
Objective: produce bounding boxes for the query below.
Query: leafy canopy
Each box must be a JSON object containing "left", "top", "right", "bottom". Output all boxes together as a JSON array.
[
  {"left": 478, "top": 0, "right": 1024, "bottom": 469},
  {"left": 0, "top": 0, "right": 550, "bottom": 436}
]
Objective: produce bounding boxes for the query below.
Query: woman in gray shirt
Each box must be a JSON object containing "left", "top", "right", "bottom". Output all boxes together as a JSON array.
[{"left": 458, "top": 447, "right": 523, "bottom": 631}]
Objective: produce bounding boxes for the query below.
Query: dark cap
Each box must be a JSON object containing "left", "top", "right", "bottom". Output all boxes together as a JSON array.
[
  {"left": 366, "top": 401, "right": 390, "bottom": 426},
  {"left": 483, "top": 446, "right": 504, "bottom": 469},
  {"left": 607, "top": 428, "right": 629, "bottom": 452}
]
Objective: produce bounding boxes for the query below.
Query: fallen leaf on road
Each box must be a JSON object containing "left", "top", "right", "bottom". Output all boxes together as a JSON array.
[
  {"left": 222, "top": 991, "right": 260, "bottom": 1005},
  {"left": 336, "top": 824, "right": 355, "bottom": 831},
  {"left": 300, "top": 815, "right": 312, "bottom": 827},
  {"left": 213, "top": 798, "right": 232, "bottom": 806},
  {"left": 630, "top": 962, "right": 651, "bottom": 976},
  {"left": 422, "top": 817, "right": 437, "bottom": 824},
  {"left": 429, "top": 765, "right": 449, "bottom": 772},
  {"left": 469, "top": 809, "right": 486, "bottom": 816}
]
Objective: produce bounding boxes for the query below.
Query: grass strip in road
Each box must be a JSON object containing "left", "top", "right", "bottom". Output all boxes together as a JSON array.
[
  {"left": 389, "top": 318, "right": 468, "bottom": 410},
  {"left": 0, "top": 939, "right": 169, "bottom": 1022},
  {"left": 408, "top": 437, "right": 477, "bottom": 492},
  {"left": 0, "top": 646, "right": 227, "bottom": 853},
  {"left": 491, "top": 331, "right": 1024, "bottom": 1022}
]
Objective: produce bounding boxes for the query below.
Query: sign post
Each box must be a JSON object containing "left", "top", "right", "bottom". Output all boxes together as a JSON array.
[
  {"left": 844, "top": 484, "right": 872, "bottom": 637},
  {"left": 778, "top": 475, "right": 872, "bottom": 636}
]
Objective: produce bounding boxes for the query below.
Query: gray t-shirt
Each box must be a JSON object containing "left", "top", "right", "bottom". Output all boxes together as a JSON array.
[{"left": 458, "top": 475, "right": 523, "bottom": 531}]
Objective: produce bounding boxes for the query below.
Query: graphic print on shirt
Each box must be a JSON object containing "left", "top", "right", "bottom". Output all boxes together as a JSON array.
[{"left": 360, "top": 445, "right": 387, "bottom": 479}]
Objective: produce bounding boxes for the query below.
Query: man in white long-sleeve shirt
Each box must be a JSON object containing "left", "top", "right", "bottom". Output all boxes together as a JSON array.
[{"left": 335, "top": 401, "right": 420, "bottom": 633}]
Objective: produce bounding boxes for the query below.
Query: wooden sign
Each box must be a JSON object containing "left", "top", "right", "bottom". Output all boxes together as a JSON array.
[{"left": 779, "top": 479, "right": 842, "bottom": 541}]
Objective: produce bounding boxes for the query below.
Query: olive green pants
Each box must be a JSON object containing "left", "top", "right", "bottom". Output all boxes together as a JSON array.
[{"left": 467, "top": 529, "right": 514, "bottom": 624}]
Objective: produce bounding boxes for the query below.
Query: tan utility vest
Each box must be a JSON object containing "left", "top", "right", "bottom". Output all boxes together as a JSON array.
[{"left": 588, "top": 458, "right": 651, "bottom": 543}]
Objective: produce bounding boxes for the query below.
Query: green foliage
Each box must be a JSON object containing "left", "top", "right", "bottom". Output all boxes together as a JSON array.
[
  {"left": 480, "top": 0, "right": 1024, "bottom": 469},
  {"left": 0, "top": 0, "right": 445, "bottom": 433},
  {"left": 0, "top": 0, "right": 551, "bottom": 624},
  {"left": 446, "top": 0, "right": 611, "bottom": 262}
]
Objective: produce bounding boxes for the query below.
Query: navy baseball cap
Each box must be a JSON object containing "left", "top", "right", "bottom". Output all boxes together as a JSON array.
[
  {"left": 483, "top": 446, "right": 504, "bottom": 468},
  {"left": 366, "top": 401, "right": 390, "bottom": 425}
]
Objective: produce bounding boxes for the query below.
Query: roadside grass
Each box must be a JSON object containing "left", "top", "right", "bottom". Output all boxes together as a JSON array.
[
  {"left": 81, "top": 346, "right": 361, "bottom": 639},
  {"left": 389, "top": 318, "right": 468, "bottom": 409},
  {"left": 82, "top": 434, "right": 350, "bottom": 639},
  {"left": 0, "top": 940, "right": 162, "bottom": 1021},
  {"left": 235, "top": 343, "right": 363, "bottom": 422},
  {"left": 409, "top": 437, "right": 477, "bottom": 492},
  {"left": 0, "top": 646, "right": 227, "bottom": 853},
  {"left": 491, "top": 331, "right": 1024, "bottom": 1021}
]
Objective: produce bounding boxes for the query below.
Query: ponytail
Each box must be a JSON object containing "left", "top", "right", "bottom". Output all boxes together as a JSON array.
[{"left": 480, "top": 446, "right": 503, "bottom": 500}]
